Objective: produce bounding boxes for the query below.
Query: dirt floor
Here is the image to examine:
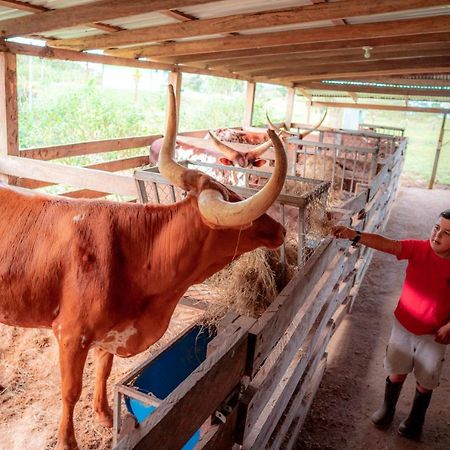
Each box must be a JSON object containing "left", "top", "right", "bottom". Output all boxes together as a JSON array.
[
  {"left": 296, "top": 186, "right": 450, "bottom": 450},
  {"left": 0, "top": 306, "right": 202, "bottom": 450}
]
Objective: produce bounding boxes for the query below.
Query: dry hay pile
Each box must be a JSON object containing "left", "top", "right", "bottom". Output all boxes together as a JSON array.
[{"left": 203, "top": 248, "right": 280, "bottom": 322}]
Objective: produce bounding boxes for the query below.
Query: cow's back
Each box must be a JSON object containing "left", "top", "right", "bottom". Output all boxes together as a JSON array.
[{"left": 0, "top": 186, "right": 74, "bottom": 328}]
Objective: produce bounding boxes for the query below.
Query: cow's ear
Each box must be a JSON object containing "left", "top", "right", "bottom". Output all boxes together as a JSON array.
[
  {"left": 252, "top": 159, "right": 267, "bottom": 167},
  {"left": 219, "top": 158, "right": 234, "bottom": 166}
]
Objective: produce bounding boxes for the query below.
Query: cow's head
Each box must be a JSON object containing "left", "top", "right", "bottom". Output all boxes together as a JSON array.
[
  {"left": 158, "top": 85, "right": 287, "bottom": 253},
  {"left": 207, "top": 130, "right": 273, "bottom": 169}
]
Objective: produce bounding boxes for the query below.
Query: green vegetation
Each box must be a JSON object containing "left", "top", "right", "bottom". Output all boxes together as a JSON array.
[
  {"left": 17, "top": 56, "right": 449, "bottom": 186},
  {"left": 362, "top": 108, "right": 449, "bottom": 186}
]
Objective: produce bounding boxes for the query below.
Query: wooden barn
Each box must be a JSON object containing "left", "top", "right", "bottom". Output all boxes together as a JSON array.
[{"left": 0, "top": 1, "right": 449, "bottom": 450}]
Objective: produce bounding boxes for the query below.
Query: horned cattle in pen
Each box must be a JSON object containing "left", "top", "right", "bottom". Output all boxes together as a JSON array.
[{"left": 0, "top": 85, "right": 288, "bottom": 450}]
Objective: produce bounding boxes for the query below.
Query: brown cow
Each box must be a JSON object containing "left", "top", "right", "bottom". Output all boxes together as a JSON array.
[{"left": 0, "top": 85, "right": 287, "bottom": 450}]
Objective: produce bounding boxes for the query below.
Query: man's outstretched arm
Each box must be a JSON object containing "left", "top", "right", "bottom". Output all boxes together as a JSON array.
[{"left": 332, "top": 226, "right": 402, "bottom": 256}]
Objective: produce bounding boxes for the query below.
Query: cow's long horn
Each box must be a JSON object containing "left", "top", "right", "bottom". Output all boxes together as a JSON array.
[
  {"left": 266, "top": 112, "right": 282, "bottom": 134},
  {"left": 266, "top": 112, "right": 297, "bottom": 138},
  {"left": 247, "top": 138, "right": 273, "bottom": 158},
  {"left": 208, "top": 131, "right": 241, "bottom": 161},
  {"left": 197, "top": 129, "right": 287, "bottom": 227},
  {"left": 301, "top": 110, "right": 328, "bottom": 138},
  {"left": 158, "top": 85, "right": 189, "bottom": 189}
]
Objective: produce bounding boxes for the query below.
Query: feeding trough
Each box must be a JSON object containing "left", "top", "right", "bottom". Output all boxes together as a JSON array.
[{"left": 114, "top": 324, "right": 216, "bottom": 448}]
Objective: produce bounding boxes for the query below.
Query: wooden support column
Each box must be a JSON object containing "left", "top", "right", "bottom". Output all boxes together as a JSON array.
[
  {"left": 284, "top": 87, "right": 295, "bottom": 130},
  {"left": 243, "top": 81, "right": 255, "bottom": 128},
  {"left": 428, "top": 112, "right": 447, "bottom": 190},
  {"left": 0, "top": 52, "right": 18, "bottom": 184},
  {"left": 168, "top": 71, "right": 182, "bottom": 133}
]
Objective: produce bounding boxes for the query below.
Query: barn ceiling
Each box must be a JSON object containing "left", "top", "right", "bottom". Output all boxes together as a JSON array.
[{"left": 0, "top": 0, "right": 449, "bottom": 100}]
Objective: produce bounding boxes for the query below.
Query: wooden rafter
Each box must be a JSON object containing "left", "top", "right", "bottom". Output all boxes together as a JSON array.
[
  {"left": 160, "top": 9, "right": 197, "bottom": 22},
  {"left": 44, "top": 0, "right": 450, "bottom": 51},
  {"left": 147, "top": 32, "right": 450, "bottom": 65},
  {"left": 263, "top": 57, "right": 450, "bottom": 83},
  {"left": 215, "top": 46, "right": 450, "bottom": 74},
  {"left": 104, "top": 16, "right": 450, "bottom": 59},
  {"left": 0, "top": 0, "right": 123, "bottom": 34},
  {"left": 0, "top": 0, "right": 214, "bottom": 38},
  {"left": 0, "top": 41, "right": 261, "bottom": 84},
  {"left": 0, "top": 0, "right": 46, "bottom": 13}
]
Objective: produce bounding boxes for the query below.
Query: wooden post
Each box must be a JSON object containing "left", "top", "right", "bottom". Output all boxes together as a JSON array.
[
  {"left": 243, "top": 81, "right": 255, "bottom": 128},
  {"left": 168, "top": 71, "right": 182, "bottom": 133},
  {"left": 0, "top": 52, "right": 19, "bottom": 183},
  {"left": 284, "top": 87, "right": 295, "bottom": 130},
  {"left": 428, "top": 113, "right": 447, "bottom": 190}
]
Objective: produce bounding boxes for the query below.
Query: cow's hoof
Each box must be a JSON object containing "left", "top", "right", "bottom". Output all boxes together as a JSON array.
[
  {"left": 96, "top": 410, "right": 113, "bottom": 428},
  {"left": 55, "top": 439, "right": 79, "bottom": 450}
]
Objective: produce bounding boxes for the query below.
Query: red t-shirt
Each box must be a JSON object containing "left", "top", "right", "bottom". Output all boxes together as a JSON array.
[{"left": 395, "top": 239, "right": 450, "bottom": 335}]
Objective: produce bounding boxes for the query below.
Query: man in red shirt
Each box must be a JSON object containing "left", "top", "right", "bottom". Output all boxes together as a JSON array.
[{"left": 332, "top": 209, "right": 450, "bottom": 441}]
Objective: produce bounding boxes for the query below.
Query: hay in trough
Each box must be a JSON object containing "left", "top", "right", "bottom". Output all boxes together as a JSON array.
[
  {"left": 201, "top": 238, "right": 299, "bottom": 325},
  {"left": 203, "top": 248, "right": 278, "bottom": 322}
]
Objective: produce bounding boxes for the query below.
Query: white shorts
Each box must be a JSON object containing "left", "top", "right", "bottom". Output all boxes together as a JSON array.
[{"left": 384, "top": 318, "right": 447, "bottom": 390}]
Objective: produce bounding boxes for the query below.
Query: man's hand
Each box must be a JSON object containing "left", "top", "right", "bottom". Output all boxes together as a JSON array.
[
  {"left": 435, "top": 323, "right": 450, "bottom": 345},
  {"left": 331, "top": 225, "right": 357, "bottom": 240}
]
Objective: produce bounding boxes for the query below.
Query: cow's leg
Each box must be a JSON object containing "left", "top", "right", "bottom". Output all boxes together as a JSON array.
[
  {"left": 93, "top": 347, "right": 114, "bottom": 427},
  {"left": 55, "top": 335, "right": 88, "bottom": 450}
]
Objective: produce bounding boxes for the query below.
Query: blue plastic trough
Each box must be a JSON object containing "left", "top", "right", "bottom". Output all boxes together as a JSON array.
[{"left": 124, "top": 325, "right": 216, "bottom": 449}]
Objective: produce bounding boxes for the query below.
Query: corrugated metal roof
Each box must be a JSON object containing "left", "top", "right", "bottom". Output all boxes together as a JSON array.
[
  {"left": 238, "top": 20, "right": 333, "bottom": 36},
  {"left": 180, "top": 0, "right": 310, "bottom": 20},
  {"left": 347, "top": 4, "right": 450, "bottom": 25}
]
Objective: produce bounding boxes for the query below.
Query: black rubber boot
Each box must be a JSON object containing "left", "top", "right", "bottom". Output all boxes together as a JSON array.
[
  {"left": 371, "top": 377, "right": 403, "bottom": 429},
  {"left": 398, "top": 388, "right": 432, "bottom": 441}
]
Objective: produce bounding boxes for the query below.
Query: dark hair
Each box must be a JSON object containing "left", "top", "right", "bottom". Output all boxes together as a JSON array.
[{"left": 440, "top": 209, "right": 450, "bottom": 220}]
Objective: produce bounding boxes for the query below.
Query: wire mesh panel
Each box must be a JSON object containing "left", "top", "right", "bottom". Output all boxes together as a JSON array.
[
  {"left": 286, "top": 138, "right": 377, "bottom": 202},
  {"left": 359, "top": 123, "right": 405, "bottom": 137},
  {"left": 322, "top": 129, "right": 398, "bottom": 161}
]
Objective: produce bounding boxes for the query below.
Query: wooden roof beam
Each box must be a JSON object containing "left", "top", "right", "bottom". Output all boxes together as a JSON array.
[
  {"left": 218, "top": 47, "right": 450, "bottom": 73},
  {"left": 160, "top": 9, "right": 197, "bottom": 22},
  {"left": 0, "top": 41, "right": 259, "bottom": 84},
  {"left": 0, "top": 1, "right": 46, "bottom": 13},
  {"left": 199, "top": 42, "right": 450, "bottom": 70},
  {"left": 147, "top": 32, "right": 450, "bottom": 65},
  {"left": 104, "top": 16, "right": 450, "bottom": 59},
  {"left": 299, "top": 88, "right": 312, "bottom": 101},
  {"left": 264, "top": 57, "right": 450, "bottom": 83},
  {"left": 45, "top": 0, "right": 450, "bottom": 51},
  {"left": 0, "top": 0, "right": 214, "bottom": 38}
]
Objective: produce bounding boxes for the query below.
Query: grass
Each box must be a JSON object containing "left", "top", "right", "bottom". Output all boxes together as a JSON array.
[{"left": 16, "top": 56, "right": 450, "bottom": 187}]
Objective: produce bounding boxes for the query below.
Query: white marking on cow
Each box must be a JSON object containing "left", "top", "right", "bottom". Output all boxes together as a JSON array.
[
  {"left": 57, "top": 324, "right": 62, "bottom": 340},
  {"left": 93, "top": 327, "right": 138, "bottom": 354},
  {"left": 80, "top": 335, "right": 87, "bottom": 349},
  {"left": 72, "top": 214, "right": 85, "bottom": 222}
]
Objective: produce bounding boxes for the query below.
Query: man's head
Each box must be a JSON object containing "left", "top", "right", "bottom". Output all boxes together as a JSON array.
[{"left": 430, "top": 209, "right": 450, "bottom": 258}]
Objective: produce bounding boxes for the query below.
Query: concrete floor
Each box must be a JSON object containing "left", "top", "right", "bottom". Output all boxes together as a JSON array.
[{"left": 295, "top": 187, "right": 450, "bottom": 450}]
